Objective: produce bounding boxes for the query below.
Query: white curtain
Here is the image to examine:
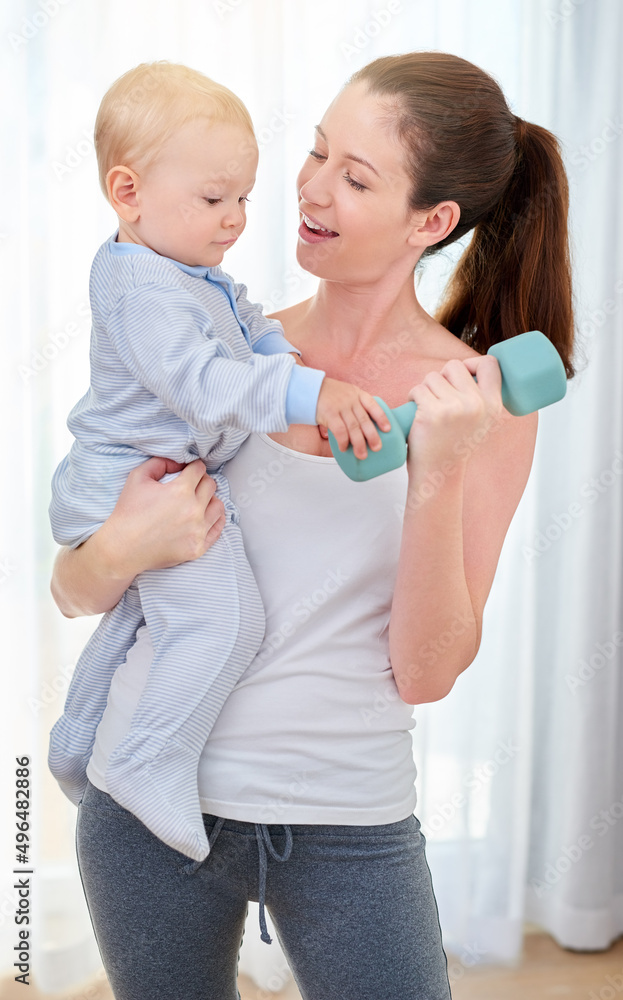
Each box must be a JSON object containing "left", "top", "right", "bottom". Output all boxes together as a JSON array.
[
  {"left": 410, "top": 0, "right": 623, "bottom": 971},
  {"left": 2, "top": 0, "right": 621, "bottom": 993}
]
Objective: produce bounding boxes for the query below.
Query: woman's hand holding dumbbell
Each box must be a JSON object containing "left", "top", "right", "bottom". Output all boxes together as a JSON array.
[{"left": 406, "top": 354, "right": 504, "bottom": 478}]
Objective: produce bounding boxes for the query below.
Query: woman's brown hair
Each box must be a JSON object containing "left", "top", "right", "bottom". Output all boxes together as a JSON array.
[{"left": 350, "top": 52, "right": 575, "bottom": 377}]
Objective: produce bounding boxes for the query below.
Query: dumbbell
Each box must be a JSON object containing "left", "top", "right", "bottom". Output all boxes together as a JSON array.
[{"left": 328, "top": 330, "right": 567, "bottom": 482}]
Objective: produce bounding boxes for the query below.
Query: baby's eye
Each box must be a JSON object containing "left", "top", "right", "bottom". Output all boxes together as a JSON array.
[
  {"left": 203, "top": 197, "right": 222, "bottom": 205},
  {"left": 239, "top": 195, "right": 251, "bottom": 203},
  {"left": 307, "top": 149, "right": 326, "bottom": 161}
]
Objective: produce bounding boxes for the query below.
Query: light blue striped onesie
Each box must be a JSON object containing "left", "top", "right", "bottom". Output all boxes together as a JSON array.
[{"left": 48, "top": 233, "right": 325, "bottom": 862}]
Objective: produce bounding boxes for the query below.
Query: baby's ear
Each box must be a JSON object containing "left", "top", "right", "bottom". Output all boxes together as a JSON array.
[{"left": 107, "top": 166, "right": 140, "bottom": 220}]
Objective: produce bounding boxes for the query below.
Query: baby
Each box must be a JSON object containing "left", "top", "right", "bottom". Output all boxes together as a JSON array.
[{"left": 48, "top": 62, "right": 389, "bottom": 863}]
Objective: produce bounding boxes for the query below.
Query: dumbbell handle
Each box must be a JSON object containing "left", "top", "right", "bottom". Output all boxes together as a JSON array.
[
  {"left": 390, "top": 401, "right": 417, "bottom": 438},
  {"left": 375, "top": 379, "right": 492, "bottom": 441}
]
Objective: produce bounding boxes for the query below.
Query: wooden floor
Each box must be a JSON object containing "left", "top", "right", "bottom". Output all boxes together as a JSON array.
[
  {"left": 1, "top": 932, "right": 621, "bottom": 999},
  {"left": 239, "top": 933, "right": 623, "bottom": 999}
]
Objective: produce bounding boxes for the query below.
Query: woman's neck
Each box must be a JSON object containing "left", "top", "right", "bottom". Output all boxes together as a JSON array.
[{"left": 295, "top": 273, "right": 438, "bottom": 366}]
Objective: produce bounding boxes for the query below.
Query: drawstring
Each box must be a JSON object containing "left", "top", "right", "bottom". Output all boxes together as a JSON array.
[
  {"left": 181, "top": 816, "right": 225, "bottom": 874},
  {"left": 181, "top": 817, "right": 294, "bottom": 945},
  {"left": 255, "top": 823, "right": 293, "bottom": 944}
]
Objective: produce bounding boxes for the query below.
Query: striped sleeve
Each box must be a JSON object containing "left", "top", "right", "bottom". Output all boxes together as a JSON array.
[
  {"left": 105, "top": 285, "right": 299, "bottom": 433},
  {"left": 231, "top": 278, "right": 301, "bottom": 356}
]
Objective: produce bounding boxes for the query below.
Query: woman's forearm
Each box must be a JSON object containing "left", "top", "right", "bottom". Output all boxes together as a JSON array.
[
  {"left": 389, "top": 462, "right": 480, "bottom": 705},
  {"left": 51, "top": 524, "right": 137, "bottom": 618}
]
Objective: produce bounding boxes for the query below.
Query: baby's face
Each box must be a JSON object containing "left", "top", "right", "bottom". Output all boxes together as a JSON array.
[{"left": 129, "top": 118, "right": 259, "bottom": 268}]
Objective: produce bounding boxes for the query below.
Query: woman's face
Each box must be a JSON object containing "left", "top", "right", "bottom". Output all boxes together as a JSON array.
[{"left": 296, "top": 82, "right": 422, "bottom": 284}]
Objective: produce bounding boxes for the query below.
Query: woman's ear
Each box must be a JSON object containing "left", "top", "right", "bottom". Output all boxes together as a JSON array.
[
  {"left": 407, "top": 201, "right": 460, "bottom": 249},
  {"left": 107, "top": 165, "right": 141, "bottom": 222}
]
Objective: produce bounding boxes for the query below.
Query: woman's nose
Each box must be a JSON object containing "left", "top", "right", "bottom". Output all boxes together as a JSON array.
[{"left": 297, "top": 165, "right": 331, "bottom": 208}]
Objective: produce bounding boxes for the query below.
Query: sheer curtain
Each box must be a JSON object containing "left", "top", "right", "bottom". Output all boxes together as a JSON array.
[
  {"left": 410, "top": 0, "right": 623, "bottom": 968},
  {"left": 2, "top": 0, "right": 621, "bottom": 993}
]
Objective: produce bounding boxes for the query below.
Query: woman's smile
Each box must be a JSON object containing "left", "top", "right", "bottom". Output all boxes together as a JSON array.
[{"left": 298, "top": 210, "right": 339, "bottom": 243}]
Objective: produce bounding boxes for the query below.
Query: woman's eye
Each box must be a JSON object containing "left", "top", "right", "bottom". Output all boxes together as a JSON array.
[
  {"left": 344, "top": 174, "right": 366, "bottom": 192},
  {"left": 307, "top": 149, "right": 326, "bottom": 161},
  {"left": 204, "top": 197, "right": 222, "bottom": 205},
  {"left": 239, "top": 195, "right": 251, "bottom": 203}
]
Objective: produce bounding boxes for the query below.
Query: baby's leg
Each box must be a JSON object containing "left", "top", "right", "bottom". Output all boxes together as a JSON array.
[
  {"left": 48, "top": 586, "right": 145, "bottom": 804},
  {"left": 49, "top": 441, "right": 142, "bottom": 547},
  {"left": 105, "top": 523, "right": 265, "bottom": 862},
  {"left": 48, "top": 445, "right": 151, "bottom": 802}
]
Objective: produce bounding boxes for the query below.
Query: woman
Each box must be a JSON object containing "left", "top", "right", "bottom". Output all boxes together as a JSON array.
[{"left": 51, "top": 53, "right": 574, "bottom": 1000}]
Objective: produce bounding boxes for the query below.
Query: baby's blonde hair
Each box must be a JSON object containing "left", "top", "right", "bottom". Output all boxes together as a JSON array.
[{"left": 95, "top": 61, "right": 255, "bottom": 201}]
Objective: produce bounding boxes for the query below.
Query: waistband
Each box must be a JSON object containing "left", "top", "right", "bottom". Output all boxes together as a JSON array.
[{"left": 182, "top": 818, "right": 293, "bottom": 945}]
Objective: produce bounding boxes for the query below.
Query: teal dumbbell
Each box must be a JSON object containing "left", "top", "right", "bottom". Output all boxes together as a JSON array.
[{"left": 328, "top": 330, "right": 567, "bottom": 482}]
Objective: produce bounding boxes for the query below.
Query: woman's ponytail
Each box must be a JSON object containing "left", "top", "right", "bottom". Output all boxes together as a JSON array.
[
  {"left": 436, "top": 118, "right": 575, "bottom": 376},
  {"left": 350, "top": 53, "right": 575, "bottom": 378}
]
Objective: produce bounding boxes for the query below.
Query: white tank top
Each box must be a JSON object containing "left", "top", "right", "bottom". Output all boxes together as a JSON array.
[{"left": 87, "top": 432, "right": 417, "bottom": 824}]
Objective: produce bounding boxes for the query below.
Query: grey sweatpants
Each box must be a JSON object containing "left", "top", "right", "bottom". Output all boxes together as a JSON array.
[{"left": 76, "top": 780, "right": 452, "bottom": 1000}]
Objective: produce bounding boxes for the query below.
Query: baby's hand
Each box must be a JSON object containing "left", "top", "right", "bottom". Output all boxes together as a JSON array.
[{"left": 316, "top": 377, "right": 392, "bottom": 460}]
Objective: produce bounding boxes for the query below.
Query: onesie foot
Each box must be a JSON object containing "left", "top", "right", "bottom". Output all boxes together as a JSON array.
[
  {"left": 48, "top": 715, "right": 94, "bottom": 805},
  {"left": 105, "top": 735, "right": 209, "bottom": 862}
]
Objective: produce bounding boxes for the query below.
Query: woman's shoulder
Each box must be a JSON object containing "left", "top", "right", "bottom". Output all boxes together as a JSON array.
[
  {"left": 418, "top": 319, "right": 480, "bottom": 363},
  {"left": 386, "top": 319, "right": 481, "bottom": 396},
  {"left": 267, "top": 297, "right": 313, "bottom": 331}
]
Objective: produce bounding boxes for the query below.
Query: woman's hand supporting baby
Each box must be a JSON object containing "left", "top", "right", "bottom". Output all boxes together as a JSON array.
[{"left": 51, "top": 458, "right": 225, "bottom": 618}]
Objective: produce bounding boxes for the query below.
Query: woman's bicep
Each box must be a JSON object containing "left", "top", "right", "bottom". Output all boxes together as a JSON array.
[{"left": 461, "top": 410, "right": 538, "bottom": 621}]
